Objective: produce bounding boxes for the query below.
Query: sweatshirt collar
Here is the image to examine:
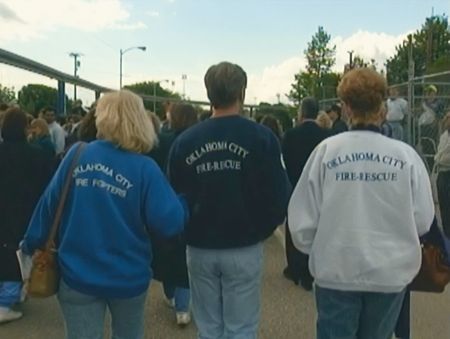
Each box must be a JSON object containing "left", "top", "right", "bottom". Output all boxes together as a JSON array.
[{"left": 350, "top": 124, "right": 381, "bottom": 134}]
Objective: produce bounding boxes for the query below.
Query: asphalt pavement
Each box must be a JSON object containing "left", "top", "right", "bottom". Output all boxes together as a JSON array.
[{"left": 0, "top": 234, "right": 449, "bottom": 339}]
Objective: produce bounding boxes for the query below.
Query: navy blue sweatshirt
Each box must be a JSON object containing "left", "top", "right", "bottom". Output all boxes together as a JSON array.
[{"left": 168, "top": 115, "right": 291, "bottom": 249}]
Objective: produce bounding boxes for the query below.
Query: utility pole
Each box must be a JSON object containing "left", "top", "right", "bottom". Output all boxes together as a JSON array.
[
  {"left": 69, "top": 52, "right": 82, "bottom": 101},
  {"left": 347, "top": 50, "right": 354, "bottom": 69},
  {"left": 181, "top": 74, "right": 187, "bottom": 100}
]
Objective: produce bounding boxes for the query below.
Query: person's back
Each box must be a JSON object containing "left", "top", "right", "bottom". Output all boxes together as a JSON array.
[
  {"left": 0, "top": 108, "right": 52, "bottom": 323},
  {"left": 288, "top": 68, "right": 434, "bottom": 339},
  {"left": 295, "top": 131, "right": 433, "bottom": 291},
  {"left": 283, "top": 118, "right": 329, "bottom": 185},
  {"left": 22, "top": 90, "right": 186, "bottom": 339},
  {"left": 282, "top": 97, "right": 329, "bottom": 289},
  {"left": 168, "top": 61, "right": 290, "bottom": 338},
  {"left": 171, "top": 115, "right": 288, "bottom": 248}
]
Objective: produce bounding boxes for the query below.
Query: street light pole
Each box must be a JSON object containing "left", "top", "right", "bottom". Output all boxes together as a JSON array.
[
  {"left": 69, "top": 52, "right": 82, "bottom": 100},
  {"left": 119, "top": 46, "right": 147, "bottom": 89}
]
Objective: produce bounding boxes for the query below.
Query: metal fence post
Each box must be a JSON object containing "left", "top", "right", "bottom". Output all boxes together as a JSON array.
[{"left": 57, "top": 80, "right": 66, "bottom": 116}]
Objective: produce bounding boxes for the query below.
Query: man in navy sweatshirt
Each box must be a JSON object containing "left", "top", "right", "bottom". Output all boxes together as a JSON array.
[{"left": 168, "top": 61, "right": 291, "bottom": 338}]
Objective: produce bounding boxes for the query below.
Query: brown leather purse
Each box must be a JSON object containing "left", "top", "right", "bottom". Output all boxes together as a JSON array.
[
  {"left": 410, "top": 243, "right": 450, "bottom": 293},
  {"left": 28, "top": 143, "right": 85, "bottom": 298}
]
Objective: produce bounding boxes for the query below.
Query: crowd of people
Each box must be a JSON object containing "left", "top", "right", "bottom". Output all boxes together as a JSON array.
[{"left": 0, "top": 62, "right": 449, "bottom": 339}]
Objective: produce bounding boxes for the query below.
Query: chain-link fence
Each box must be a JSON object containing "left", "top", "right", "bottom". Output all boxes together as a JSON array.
[{"left": 319, "top": 70, "right": 450, "bottom": 173}]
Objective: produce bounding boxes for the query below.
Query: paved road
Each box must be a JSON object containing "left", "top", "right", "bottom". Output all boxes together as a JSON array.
[{"left": 1, "top": 234, "right": 449, "bottom": 339}]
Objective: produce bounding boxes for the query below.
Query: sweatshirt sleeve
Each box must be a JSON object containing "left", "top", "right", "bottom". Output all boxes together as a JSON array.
[
  {"left": 288, "top": 145, "right": 325, "bottom": 254},
  {"left": 21, "top": 144, "right": 79, "bottom": 255},
  {"left": 411, "top": 154, "right": 435, "bottom": 236},
  {"left": 143, "top": 162, "right": 187, "bottom": 238}
]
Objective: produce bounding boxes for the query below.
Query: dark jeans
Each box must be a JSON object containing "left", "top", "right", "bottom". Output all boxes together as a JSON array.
[
  {"left": 437, "top": 171, "right": 450, "bottom": 237},
  {"left": 315, "top": 286, "right": 406, "bottom": 339},
  {"left": 285, "top": 224, "right": 313, "bottom": 285},
  {"left": 394, "top": 290, "right": 410, "bottom": 339}
]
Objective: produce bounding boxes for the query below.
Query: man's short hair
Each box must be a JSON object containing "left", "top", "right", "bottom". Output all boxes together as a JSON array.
[
  {"left": 204, "top": 62, "right": 247, "bottom": 109},
  {"left": 300, "top": 97, "right": 319, "bottom": 119}
]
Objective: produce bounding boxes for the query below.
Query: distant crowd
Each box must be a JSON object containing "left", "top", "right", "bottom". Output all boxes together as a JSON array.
[{"left": 0, "top": 62, "right": 449, "bottom": 339}]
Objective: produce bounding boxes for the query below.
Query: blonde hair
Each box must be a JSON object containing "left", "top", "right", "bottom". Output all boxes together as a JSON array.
[
  {"left": 95, "top": 90, "right": 157, "bottom": 153},
  {"left": 316, "top": 111, "right": 332, "bottom": 129},
  {"left": 30, "top": 118, "right": 50, "bottom": 136}
]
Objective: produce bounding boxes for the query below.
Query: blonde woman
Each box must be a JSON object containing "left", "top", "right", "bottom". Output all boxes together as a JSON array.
[
  {"left": 22, "top": 90, "right": 187, "bottom": 339},
  {"left": 316, "top": 111, "right": 332, "bottom": 129},
  {"left": 288, "top": 68, "right": 434, "bottom": 339},
  {"left": 29, "top": 118, "right": 55, "bottom": 157}
]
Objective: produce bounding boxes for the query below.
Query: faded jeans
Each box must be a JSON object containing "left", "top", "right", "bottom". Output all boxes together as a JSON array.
[
  {"left": 315, "top": 285, "right": 406, "bottom": 339},
  {"left": 187, "top": 243, "right": 264, "bottom": 339},
  {"left": 57, "top": 280, "right": 148, "bottom": 339}
]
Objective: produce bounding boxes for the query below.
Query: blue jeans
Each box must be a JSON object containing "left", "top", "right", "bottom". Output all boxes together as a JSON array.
[
  {"left": 57, "top": 280, "right": 148, "bottom": 339},
  {"left": 315, "top": 285, "right": 406, "bottom": 339},
  {"left": 0, "top": 281, "right": 22, "bottom": 307},
  {"left": 388, "top": 121, "right": 404, "bottom": 141},
  {"left": 163, "top": 284, "right": 190, "bottom": 312},
  {"left": 187, "top": 243, "right": 263, "bottom": 339}
]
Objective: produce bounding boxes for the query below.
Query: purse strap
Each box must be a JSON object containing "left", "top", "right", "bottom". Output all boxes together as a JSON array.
[{"left": 45, "top": 143, "right": 86, "bottom": 250}]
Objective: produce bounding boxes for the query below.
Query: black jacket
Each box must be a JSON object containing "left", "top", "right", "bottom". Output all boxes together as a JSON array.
[
  {"left": 282, "top": 121, "right": 330, "bottom": 186},
  {"left": 0, "top": 141, "right": 53, "bottom": 281}
]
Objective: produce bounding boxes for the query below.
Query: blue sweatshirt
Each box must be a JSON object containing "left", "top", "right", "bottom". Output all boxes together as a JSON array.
[
  {"left": 168, "top": 115, "right": 291, "bottom": 249},
  {"left": 23, "top": 140, "right": 186, "bottom": 298}
]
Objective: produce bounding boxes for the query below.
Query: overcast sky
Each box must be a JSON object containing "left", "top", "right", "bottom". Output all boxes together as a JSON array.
[{"left": 0, "top": 0, "right": 449, "bottom": 106}]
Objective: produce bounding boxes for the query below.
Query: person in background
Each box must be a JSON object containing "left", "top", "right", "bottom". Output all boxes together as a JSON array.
[
  {"left": 76, "top": 109, "right": 98, "bottom": 143},
  {"left": 43, "top": 107, "right": 65, "bottom": 155},
  {"left": 29, "top": 118, "right": 55, "bottom": 158},
  {"left": 260, "top": 115, "right": 283, "bottom": 140},
  {"left": 22, "top": 90, "right": 187, "bottom": 339},
  {"left": 282, "top": 97, "right": 329, "bottom": 291},
  {"left": 386, "top": 87, "right": 408, "bottom": 141},
  {"left": 288, "top": 68, "right": 434, "bottom": 339},
  {"left": 150, "top": 103, "right": 198, "bottom": 326},
  {"left": 0, "top": 108, "right": 52, "bottom": 324},
  {"left": 380, "top": 102, "right": 393, "bottom": 138},
  {"left": 161, "top": 101, "right": 174, "bottom": 133},
  {"left": 326, "top": 103, "right": 348, "bottom": 134},
  {"left": 316, "top": 111, "right": 333, "bottom": 130},
  {"left": 168, "top": 62, "right": 290, "bottom": 338},
  {"left": 435, "top": 112, "right": 450, "bottom": 237}
]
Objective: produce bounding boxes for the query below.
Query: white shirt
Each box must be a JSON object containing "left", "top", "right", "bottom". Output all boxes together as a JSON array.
[
  {"left": 386, "top": 97, "right": 408, "bottom": 122},
  {"left": 288, "top": 131, "right": 434, "bottom": 293},
  {"left": 48, "top": 121, "right": 66, "bottom": 154}
]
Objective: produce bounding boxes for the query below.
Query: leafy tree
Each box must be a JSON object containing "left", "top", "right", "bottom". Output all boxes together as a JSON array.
[
  {"left": 255, "top": 102, "right": 294, "bottom": 131},
  {"left": 125, "top": 81, "right": 181, "bottom": 118},
  {"left": 386, "top": 15, "right": 450, "bottom": 85},
  {"left": 18, "top": 84, "right": 64, "bottom": 115},
  {"left": 289, "top": 26, "right": 338, "bottom": 104},
  {"left": 0, "top": 84, "right": 16, "bottom": 104}
]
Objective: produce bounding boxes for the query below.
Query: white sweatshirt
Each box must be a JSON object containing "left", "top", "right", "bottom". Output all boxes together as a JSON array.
[
  {"left": 288, "top": 130, "right": 434, "bottom": 293},
  {"left": 386, "top": 98, "right": 408, "bottom": 122}
]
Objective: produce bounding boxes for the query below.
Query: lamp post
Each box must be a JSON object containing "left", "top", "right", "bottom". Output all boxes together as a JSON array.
[
  {"left": 153, "top": 79, "right": 170, "bottom": 113},
  {"left": 119, "top": 46, "right": 146, "bottom": 89},
  {"left": 69, "top": 52, "right": 82, "bottom": 100}
]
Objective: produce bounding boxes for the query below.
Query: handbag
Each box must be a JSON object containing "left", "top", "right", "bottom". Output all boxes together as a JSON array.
[
  {"left": 27, "top": 143, "right": 85, "bottom": 298},
  {"left": 410, "top": 243, "right": 450, "bottom": 293}
]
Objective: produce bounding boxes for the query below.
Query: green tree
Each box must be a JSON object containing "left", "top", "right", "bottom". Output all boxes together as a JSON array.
[
  {"left": 289, "top": 26, "right": 338, "bottom": 104},
  {"left": 125, "top": 81, "right": 181, "bottom": 117},
  {"left": 0, "top": 84, "right": 16, "bottom": 104},
  {"left": 18, "top": 84, "right": 60, "bottom": 115},
  {"left": 386, "top": 15, "right": 450, "bottom": 84},
  {"left": 255, "top": 102, "right": 295, "bottom": 131}
]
